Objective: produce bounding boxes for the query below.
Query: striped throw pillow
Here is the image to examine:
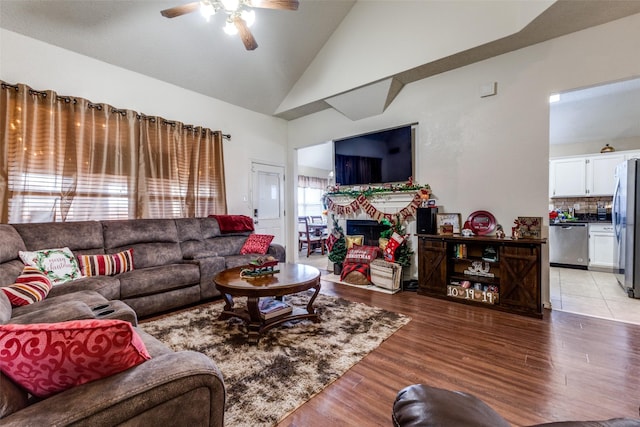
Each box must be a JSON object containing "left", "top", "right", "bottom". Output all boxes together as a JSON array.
[
  {"left": 1, "top": 266, "right": 53, "bottom": 307},
  {"left": 77, "top": 249, "right": 134, "bottom": 277}
]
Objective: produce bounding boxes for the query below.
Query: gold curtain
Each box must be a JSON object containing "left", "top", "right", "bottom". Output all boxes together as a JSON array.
[{"left": 0, "top": 81, "right": 227, "bottom": 223}]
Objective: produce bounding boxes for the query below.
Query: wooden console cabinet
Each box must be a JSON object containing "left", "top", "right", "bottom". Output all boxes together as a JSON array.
[{"left": 417, "top": 234, "right": 546, "bottom": 318}]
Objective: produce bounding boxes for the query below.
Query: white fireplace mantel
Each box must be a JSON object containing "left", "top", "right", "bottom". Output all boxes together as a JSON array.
[{"left": 326, "top": 191, "right": 422, "bottom": 280}]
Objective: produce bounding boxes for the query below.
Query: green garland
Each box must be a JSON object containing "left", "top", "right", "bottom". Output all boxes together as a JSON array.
[{"left": 322, "top": 182, "right": 431, "bottom": 207}]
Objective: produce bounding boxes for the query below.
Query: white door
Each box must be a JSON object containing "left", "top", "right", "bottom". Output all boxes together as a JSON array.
[{"left": 251, "top": 162, "right": 285, "bottom": 246}]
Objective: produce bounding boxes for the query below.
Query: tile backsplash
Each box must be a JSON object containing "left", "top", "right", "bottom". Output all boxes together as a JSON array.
[{"left": 549, "top": 196, "right": 612, "bottom": 214}]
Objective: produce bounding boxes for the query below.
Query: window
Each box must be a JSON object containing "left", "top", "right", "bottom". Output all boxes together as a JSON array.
[
  {"left": 1, "top": 81, "right": 227, "bottom": 223},
  {"left": 297, "top": 186, "right": 325, "bottom": 218}
]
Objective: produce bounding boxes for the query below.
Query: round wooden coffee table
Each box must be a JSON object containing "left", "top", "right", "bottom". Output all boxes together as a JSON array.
[{"left": 213, "top": 262, "right": 321, "bottom": 343}]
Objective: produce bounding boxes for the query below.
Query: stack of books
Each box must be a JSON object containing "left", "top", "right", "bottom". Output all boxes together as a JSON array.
[{"left": 258, "top": 298, "right": 292, "bottom": 320}]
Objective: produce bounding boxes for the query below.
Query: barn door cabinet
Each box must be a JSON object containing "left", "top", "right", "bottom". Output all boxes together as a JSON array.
[{"left": 417, "top": 234, "right": 546, "bottom": 318}]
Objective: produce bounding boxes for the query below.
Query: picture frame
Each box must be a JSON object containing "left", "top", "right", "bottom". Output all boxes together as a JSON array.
[
  {"left": 517, "top": 216, "right": 542, "bottom": 238},
  {"left": 437, "top": 213, "right": 461, "bottom": 235}
]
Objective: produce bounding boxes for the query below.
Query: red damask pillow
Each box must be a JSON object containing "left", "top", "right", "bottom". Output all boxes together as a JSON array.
[
  {"left": 1, "top": 266, "right": 52, "bottom": 307},
  {"left": 0, "top": 319, "right": 151, "bottom": 398},
  {"left": 240, "top": 234, "right": 274, "bottom": 255},
  {"left": 77, "top": 249, "right": 134, "bottom": 276}
]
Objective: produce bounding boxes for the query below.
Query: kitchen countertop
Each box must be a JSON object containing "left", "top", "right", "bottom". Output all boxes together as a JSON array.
[{"left": 551, "top": 220, "right": 612, "bottom": 225}]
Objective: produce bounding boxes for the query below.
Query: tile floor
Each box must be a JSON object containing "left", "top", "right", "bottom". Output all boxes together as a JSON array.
[
  {"left": 550, "top": 266, "right": 640, "bottom": 325},
  {"left": 299, "top": 253, "right": 640, "bottom": 325}
]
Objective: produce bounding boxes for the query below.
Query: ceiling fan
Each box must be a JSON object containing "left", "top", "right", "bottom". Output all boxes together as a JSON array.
[{"left": 160, "top": 0, "right": 299, "bottom": 51}]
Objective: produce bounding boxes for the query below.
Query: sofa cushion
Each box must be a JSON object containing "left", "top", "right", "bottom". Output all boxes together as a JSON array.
[
  {"left": 118, "top": 264, "right": 200, "bottom": 299},
  {"left": 46, "top": 275, "right": 120, "bottom": 301},
  {"left": 0, "top": 225, "right": 26, "bottom": 264},
  {"left": 0, "top": 319, "right": 151, "bottom": 398},
  {"left": 10, "top": 290, "right": 108, "bottom": 320},
  {"left": 77, "top": 249, "right": 134, "bottom": 277},
  {"left": 240, "top": 234, "right": 274, "bottom": 255},
  {"left": 0, "top": 260, "right": 27, "bottom": 296},
  {"left": 0, "top": 292, "right": 11, "bottom": 324},
  {"left": 205, "top": 235, "right": 248, "bottom": 257},
  {"left": 0, "top": 371, "right": 28, "bottom": 419},
  {"left": 18, "top": 247, "right": 83, "bottom": 285},
  {"left": 12, "top": 221, "right": 105, "bottom": 253},
  {"left": 1, "top": 266, "right": 52, "bottom": 307},
  {"left": 174, "top": 217, "right": 203, "bottom": 241},
  {"left": 199, "top": 217, "right": 222, "bottom": 239}
]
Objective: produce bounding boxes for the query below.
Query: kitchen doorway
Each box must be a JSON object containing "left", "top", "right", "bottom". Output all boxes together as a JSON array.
[{"left": 548, "top": 76, "right": 640, "bottom": 323}]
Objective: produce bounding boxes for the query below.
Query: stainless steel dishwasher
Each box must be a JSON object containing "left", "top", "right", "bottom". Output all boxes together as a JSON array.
[{"left": 549, "top": 222, "right": 589, "bottom": 268}]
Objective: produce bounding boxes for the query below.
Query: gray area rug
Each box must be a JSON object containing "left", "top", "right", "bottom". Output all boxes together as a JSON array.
[{"left": 140, "top": 290, "right": 410, "bottom": 427}]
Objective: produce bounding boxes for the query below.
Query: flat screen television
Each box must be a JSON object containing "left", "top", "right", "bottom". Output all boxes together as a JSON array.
[{"left": 334, "top": 125, "right": 414, "bottom": 186}]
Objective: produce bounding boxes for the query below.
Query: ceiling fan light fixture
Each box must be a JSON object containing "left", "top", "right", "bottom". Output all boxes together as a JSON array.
[
  {"left": 242, "top": 9, "right": 255, "bottom": 27},
  {"left": 221, "top": 0, "right": 240, "bottom": 12},
  {"left": 224, "top": 20, "right": 239, "bottom": 35},
  {"left": 199, "top": 2, "right": 216, "bottom": 20}
]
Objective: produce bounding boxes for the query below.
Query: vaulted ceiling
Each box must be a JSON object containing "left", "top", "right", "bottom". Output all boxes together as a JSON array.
[{"left": 2, "top": 0, "right": 640, "bottom": 121}]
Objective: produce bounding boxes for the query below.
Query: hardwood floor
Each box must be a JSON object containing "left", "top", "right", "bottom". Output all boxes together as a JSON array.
[{"left": 278, "top": 279, "right": 640, "bottom": 426}]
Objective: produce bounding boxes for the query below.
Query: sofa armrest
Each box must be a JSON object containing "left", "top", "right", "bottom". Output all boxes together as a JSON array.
[
  {"left": 186, "top": 256, "right": 226, "bottom": 299},
  {"left": 10, "top": 301, "right": 96, "bottom": 325},
  {"left": 0, "top": 351, "right": 225, "bottom": 427},
  {"left": 268, "top": 243, "right": 286, "bottom": 262}
]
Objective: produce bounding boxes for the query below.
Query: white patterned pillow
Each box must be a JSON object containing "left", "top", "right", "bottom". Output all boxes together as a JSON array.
[{"left": 19, "top": 247, "right": 83, "bottom": 285}]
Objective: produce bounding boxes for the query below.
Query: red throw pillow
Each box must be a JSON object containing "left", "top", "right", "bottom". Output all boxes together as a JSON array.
[
  {"left": 1, "top": 266, "right": 52, "bottom": 307},
  {"left": 0, "top": 319, "right": 151, "bottom": 398},
  {"left": 344, "top": 245, "right": 381, "bottom": 264},
  {"left": 77, "top": 249, "right": 134, "bottom": 276},
  {"left": 240, "top": 234, "right": 274, "bottom": 255}
]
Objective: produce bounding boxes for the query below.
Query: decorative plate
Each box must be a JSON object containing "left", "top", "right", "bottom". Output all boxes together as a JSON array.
[{"left": 467, "top": 210, "right": 497, "bottom": 235}]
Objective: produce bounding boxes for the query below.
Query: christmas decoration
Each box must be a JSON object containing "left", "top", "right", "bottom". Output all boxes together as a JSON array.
[
  {"left": 327, "top": 215, "right": 347, "bottom": 268},
  {"left": 322, "top": 179, "right": 431, "bottom": 223}
]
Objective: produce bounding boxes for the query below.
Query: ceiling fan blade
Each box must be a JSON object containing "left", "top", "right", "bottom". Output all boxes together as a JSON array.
[
  {"left": 160, "top": 2, "right": 200, "bottom": 18},
  {"left": 248, "top": 0, "right": 299, "bottom": 11},
  {"left": 234, "top": 17, "right": 258, "bottom": 50}
]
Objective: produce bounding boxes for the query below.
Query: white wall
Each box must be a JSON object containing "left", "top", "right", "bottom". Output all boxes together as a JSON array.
[
  {"left": 287, "top": 13, "right": 640, "bottom": 308},
  {"left": 550, "top": 137, "right": 640, "bottom": 157},
  {"left": 278, "top": 0, "right": 553, "bottom": 113},
  {"left": 0, "top": 29, "right": 288, "bottom": 217}
]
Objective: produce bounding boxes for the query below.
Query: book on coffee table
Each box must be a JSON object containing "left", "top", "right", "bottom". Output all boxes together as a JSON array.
[{"left": 258, "top": 298, "right": 292, "bottom": 320}]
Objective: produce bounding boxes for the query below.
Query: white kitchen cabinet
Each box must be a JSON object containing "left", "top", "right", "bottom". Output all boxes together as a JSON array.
[
  {"left": 550, "top": 158, "right": 587, "bottom": 197},
  {"left": 588, "top": 223, "right": 615, "bottom": 269},
  {"left": 586, "top": 153, "right": 625, "bottom": 196},
  {"left": 624, "top": 150, "right": 640, "bottom": 160},
  {"left": 550, "top": 152, "right": 626, "bottom": 197}
]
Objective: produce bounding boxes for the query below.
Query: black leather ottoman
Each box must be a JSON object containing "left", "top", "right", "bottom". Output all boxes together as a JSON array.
[
  {"left": 392, "top": 384, "right": 510, "bottom": 427},
  {"left": 392, "top": 384, "right": 640, "bottom": 427}
]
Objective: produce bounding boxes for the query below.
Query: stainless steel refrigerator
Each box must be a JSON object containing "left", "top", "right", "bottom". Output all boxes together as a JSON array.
[{"left": 613, "top": 158, "right": 640, "bottom": 298}]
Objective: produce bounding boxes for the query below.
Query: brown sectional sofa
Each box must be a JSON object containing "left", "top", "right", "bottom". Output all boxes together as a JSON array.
[
  {"left": 1, "top": 217, "right": 285, "bottom": 318},
  {"left": 0, "top": 217, "right": 285, "bottom": 426}
]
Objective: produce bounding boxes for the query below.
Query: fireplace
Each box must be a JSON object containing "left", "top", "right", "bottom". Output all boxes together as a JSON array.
[{"left": 346, "top": 220, "right": 390, "bottom": 246}]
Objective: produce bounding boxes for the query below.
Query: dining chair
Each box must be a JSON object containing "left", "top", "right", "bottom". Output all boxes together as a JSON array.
[
  {"left": 309, "top": 215, "right": 324, "bottom": 224},
  {"left": 298, "top": 217, "right": 326, "bottom": 257}
]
